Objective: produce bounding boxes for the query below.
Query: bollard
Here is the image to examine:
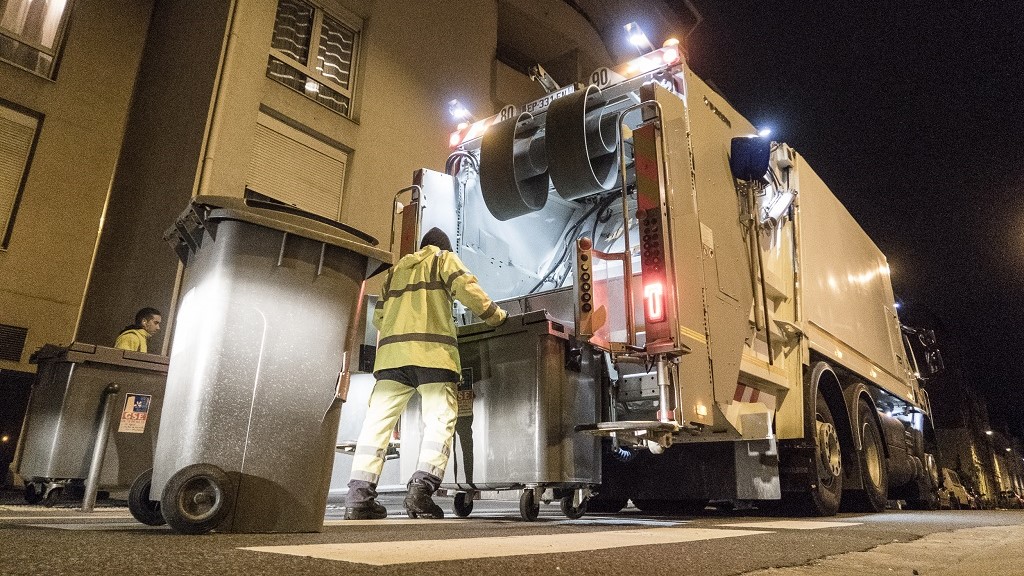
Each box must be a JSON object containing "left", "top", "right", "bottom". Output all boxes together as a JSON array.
[{"left": 81, "top": 383, "right": 120, "bottom": 512}]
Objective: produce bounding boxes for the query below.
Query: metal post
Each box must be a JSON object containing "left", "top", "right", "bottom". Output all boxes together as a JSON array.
[{"left": 82, "top": 383, "right": 120, "bottom": 513}]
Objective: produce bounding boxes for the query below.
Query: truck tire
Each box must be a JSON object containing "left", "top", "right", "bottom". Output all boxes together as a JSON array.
[
  {"left": 844, "top": 399, "right": 888, "bottom": 512},
  {"left": 783, "top": 390, "right": 842, "bottom": 516},
  {"left": 160, "top": 463, "right": 233, "bottom": 535}
]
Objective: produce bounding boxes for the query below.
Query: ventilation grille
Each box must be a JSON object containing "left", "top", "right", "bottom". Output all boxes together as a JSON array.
[{"left": 0, "top": 323, "right": 28, "bottom": 362}]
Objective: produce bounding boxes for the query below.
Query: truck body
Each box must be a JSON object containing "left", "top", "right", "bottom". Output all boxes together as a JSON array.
[{"left": 397, "top": 45, "right": 939, "bottom": 515}]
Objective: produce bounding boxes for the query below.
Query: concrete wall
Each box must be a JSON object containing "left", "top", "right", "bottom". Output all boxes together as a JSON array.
[
  {"left": 0, "top": 0, "right": 155, "bottom": 371},
  {"left": 76, "top": 0, "right": 233, "bottom": 349}
]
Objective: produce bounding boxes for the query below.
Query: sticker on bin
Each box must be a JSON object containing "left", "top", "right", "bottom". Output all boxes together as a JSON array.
[{"left": 118, "top": 394, "right": 152, "bottom": 434}]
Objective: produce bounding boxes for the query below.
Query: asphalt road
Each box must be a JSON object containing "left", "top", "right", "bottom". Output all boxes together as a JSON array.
[{"left": 2, "top": 492, "right": 1022, "bottom": 576}]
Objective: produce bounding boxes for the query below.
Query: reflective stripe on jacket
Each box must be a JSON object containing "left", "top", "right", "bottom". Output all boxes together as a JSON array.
[{"left": 373, "top": 246, "right": 506, "bottom": 374}]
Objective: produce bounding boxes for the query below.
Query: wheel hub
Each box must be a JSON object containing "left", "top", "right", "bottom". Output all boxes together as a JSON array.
[{"left": 815, "top": 420, "right": 841, "bottom": 480}]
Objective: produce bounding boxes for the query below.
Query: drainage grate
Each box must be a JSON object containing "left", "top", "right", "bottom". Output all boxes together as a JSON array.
[{"left": 0, "top": 323, "right": 28, "bottom": 362}]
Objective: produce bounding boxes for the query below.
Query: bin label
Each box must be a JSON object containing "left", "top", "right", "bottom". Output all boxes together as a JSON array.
[{"left": 118, "top": 393, "right": 152, "bottom": 434}]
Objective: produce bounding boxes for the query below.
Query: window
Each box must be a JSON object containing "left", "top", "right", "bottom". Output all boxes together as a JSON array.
[
  {"left": 0, "top": 0, "right": 73, "bottom": 77},
  {"left": 0, "top": 101, "right": 40, "bottom": 249},
  {"left": 267, "top": 0, "right": 359, "bottom": 117}
]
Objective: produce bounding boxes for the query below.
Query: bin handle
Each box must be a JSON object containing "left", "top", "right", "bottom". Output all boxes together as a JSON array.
[{"left": 277, "top": 232, "right": 288, "bottom": 267}]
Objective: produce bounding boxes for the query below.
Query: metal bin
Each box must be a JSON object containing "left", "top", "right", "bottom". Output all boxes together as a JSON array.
[
  {"left": 149, "top": 196, "right": 390, "bottom": 534},
  {"left": 402, "top": 310, "right": 601, "bottom": 520},
  {"left": 18, "top": 343, "right": 168, "bottom": 505}
]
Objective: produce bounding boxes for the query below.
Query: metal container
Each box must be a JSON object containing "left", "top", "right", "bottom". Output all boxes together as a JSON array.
[
  {"left": 402, "top": 310, "right": 601, "bottom": 490},
  {"left": 18, "top": 343, "right": 168, "bottom": 499},
  {"left": 154, "top": 196, "right": 390, "bottom": 534}
]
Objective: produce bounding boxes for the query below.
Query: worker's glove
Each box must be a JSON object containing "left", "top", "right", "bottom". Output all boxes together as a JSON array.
[{"left": 487, "top": 308, "right": 508, "bottom": 327}]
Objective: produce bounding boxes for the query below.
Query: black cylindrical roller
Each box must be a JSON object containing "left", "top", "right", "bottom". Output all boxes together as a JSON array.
[
  {"left": 479, "top": 113, "right": 549, "bottom": 221},
  {"left": 546, "top": 87, "right": 621, "bottom": 200}
]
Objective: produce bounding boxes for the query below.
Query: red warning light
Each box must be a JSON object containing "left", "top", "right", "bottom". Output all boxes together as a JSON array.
[{"left": 644, "top": 282, "right": 665, "bottom": 322}]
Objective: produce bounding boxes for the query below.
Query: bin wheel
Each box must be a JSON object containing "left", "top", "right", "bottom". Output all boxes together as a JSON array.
[
  {"left": 128, "top": 469, "right": 166, "bottom": 526},
  {"left": 24, "top": 483, "right": 44, "bottom": 505},
  {"left": 519, "top": 489, "right": 540, "bottom": 522},
  {"left": 560, "top": 495, "right": 588, "bottom": 520},
  {"left": 42, "top": 486, "right": 62, "bottom": 507},
  {"left": 160, "top": 463, "right": 233, "bottom": 535},
  {"left": 453, "top": 492, "right": 474, "bottom": 518}
]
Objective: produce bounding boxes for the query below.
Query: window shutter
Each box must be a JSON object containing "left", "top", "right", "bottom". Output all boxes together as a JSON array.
[
  {"left": 246, "top": 112, "right": 347, "bottom": 221},
  {"left": 0, "top": 105, "right": 37, "bottom": 243}
]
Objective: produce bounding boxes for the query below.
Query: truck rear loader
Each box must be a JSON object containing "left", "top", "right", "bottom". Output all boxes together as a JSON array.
[{"left": 392, "top": 42, "right": 941, "bottom": 516}]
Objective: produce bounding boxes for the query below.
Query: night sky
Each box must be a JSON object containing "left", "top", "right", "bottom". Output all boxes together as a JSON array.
[{"left": 682, "top": 2, "right": 1024, "bottom": 436}]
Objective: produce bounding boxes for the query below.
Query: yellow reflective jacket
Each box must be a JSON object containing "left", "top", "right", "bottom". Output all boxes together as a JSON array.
[
  {"left": 373, "top": 246, "right": 506, "bottom": 374},
  {"left": 114, "top": 328, "right": 149, "bottom": 353}
]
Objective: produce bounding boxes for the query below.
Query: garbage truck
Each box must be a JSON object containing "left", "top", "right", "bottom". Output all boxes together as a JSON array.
[{"left": 391, "top": 42, "right": 943, "bottom": 517}]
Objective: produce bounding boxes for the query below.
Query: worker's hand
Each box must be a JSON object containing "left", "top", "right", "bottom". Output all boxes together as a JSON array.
[{"left": 487, "top": 308, "right": 508, "bottom": 327}]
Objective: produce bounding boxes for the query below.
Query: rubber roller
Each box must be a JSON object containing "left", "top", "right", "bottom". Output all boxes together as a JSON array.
[
  {"left": 545, "top": 86, "right": 620, "bottom": 200},
  {"left": 479, "top": 113, "right": 549, "bottom": 221}
]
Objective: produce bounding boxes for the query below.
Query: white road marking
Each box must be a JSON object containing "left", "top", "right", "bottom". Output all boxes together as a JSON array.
[
  {"left": 0, "top": 514, "right": 133, "bottom": 521},
  {"left": 719, "top": 520, "right": 861, "bottom": 530},
  {"left": 26, "top": 523, "right": 166, "bottom": 531},
  {"left": 243, "top": 527, "right": 771, "bottom": 565},
  {"left": 322, "top": 518, "right": 477, "bottom": 526}
]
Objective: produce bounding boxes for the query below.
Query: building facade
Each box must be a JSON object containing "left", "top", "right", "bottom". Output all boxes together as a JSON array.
[{"left": 0, "top": 0, "right": 689, "bottom": 484}]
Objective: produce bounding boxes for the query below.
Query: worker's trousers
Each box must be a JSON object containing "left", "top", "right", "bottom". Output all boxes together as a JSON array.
[{"left": 349, "top": 379, "right": 457, "bottom": 496}]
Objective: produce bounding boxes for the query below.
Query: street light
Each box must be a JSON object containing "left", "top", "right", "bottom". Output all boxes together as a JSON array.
[
  {"left": 448, "top": 99, "right": 475, "bottom": 123},
  {"left": 624, "top": 22, "right": 655, "bottom": 53},
  {"left": 986, "top": 430, "right": 994, "bottom": 435}
]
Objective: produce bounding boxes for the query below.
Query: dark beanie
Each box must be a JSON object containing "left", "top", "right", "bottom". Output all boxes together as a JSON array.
[{"left": 420, "top": 227, "right": 453, "bottom": 252}]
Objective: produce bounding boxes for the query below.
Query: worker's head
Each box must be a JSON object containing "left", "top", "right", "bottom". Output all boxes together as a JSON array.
[
  {"left": 134, "top": 307, "right": 162, "bottom": 336},
  {"left": 420, "top": 227, "right": 453, "bottom": 252}
]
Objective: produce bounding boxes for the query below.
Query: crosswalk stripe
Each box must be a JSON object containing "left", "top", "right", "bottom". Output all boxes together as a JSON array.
[
  {"left": 243, "top": 527, "right": 772, "bottom": 565},
  {"left": 26, "top": 523, "right": 165, "bottom": 531},
  {"left": 718, "top": 520, "right": 861, "bottom": 530}
]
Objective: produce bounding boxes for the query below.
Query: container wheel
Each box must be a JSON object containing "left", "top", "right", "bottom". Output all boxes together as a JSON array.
[
  {"left": 160, "top": 463, "right": 233, "bottom": 535},
  {"left": 42, "top": 486, "right": 62, "bottom": 507},
  {"left": 24, "top": 483, "right": 44, "bottom": 505},
  {"left": 519, "top": 489, "right": 540, "bottom": 522},
  {"left": 128, "top": 468, "right": 166, "bottom": 526},
  {"left": 453, "top": 492, "right": 473, "bottom": 518},
  {"left": 560, "top": 495, "right": 588, "bottom": 519}
]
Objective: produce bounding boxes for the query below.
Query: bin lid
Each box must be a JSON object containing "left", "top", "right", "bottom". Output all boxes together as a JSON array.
[
  {"left": 166, "top": 195, "right": 393, "bottom": 276},
  {"left": 30, "top": 342, "right": 170, "bottom": 372}
]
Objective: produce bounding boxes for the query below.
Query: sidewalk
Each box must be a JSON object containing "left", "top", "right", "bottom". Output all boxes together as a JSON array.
[{"left": 743, "top": 524, "right": 1024, "bottom": 576}]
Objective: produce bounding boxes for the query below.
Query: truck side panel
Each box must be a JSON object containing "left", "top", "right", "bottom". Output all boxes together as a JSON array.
[{"left": 795, "top": 157, "right": 914, "bottom": 401}]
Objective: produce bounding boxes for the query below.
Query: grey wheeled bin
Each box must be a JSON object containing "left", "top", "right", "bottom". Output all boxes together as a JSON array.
[
  {"left": 18, "top": 343, "right": 168, "bottom": 507},
  {"left": 147, "top": 196, "right": 391, "bottom": 534}
]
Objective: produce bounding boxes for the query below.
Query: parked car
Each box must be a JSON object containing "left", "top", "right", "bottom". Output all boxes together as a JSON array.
[
  {"left": 997, "top": 490, "right": 1024, "bottom": 509},
  {"left": 938, "top": 469, "right": 973, "bottom": 510}
]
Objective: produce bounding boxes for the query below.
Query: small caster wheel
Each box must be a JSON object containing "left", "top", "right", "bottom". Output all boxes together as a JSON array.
[
  {"left": 24, "top": 483, "right": 44, "bottom": 505},
  {"left": 128, "top": 468, "right": 166, "bottom": 526},
  {"left": 42, "top": 486, "right": 62, "bottom": 508},
  {"left": 161, "top": 463, "right": 233, "bottom": 535},
  {"left": 519, "top": 489, "right": 540, "bottom": 522},
  {"left": 560, "top": 495, "right": 588, "bottom": 520},
  {"left": 453, "top": 492, "right": 474, "bottom": 518}
]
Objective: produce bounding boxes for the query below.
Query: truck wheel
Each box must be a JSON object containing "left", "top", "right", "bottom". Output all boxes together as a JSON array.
[
  {"left": 128, "top": 469, "right": 166, "bottom": 526},
  {"left": 802, "top": 387, "right": 843, "bottom": 512},
  {"left": 519, "top": 489, "right": 540, "bottom": 521},
  {"left": 453, "top": 492, "right": 473, "bottom": 518},
  {"left": 845, "top": 399, "right": 889, "bottom": 512},
  {"left": 161, "top": 463, "right": 233, "bottom": 535}
]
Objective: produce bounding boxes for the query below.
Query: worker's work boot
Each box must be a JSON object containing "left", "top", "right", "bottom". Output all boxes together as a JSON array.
[
  {"left": 344, "top": 500, "right": 387, "bottom": 520},
  {"left": 404, "top": 483, "right": 444, "bottom": 519}
]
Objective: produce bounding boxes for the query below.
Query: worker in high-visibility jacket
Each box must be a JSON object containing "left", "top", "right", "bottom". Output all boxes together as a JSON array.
[
  {"left": 114, "top": 307, "right": 162, "bottom": 353},
  {"left": 345, "top": 227, "right": 507, "bottom": 520}
]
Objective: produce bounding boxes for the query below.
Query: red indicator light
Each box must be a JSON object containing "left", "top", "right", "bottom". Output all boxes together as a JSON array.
[{"left": 644, "top": 282, "right": 665, "bottom": 322}]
